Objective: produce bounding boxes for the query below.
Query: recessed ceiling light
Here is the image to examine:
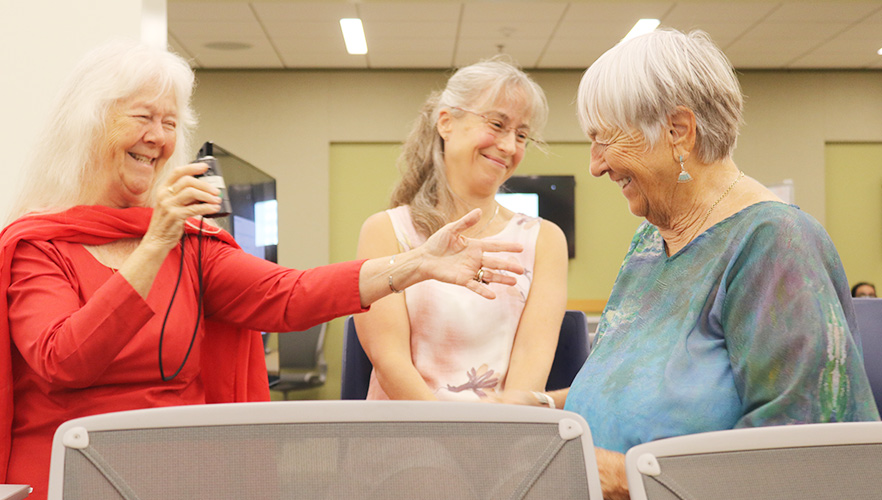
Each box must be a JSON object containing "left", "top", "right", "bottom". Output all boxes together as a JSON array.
[
  {"left": 204, "top": 41, "right": 252, "bottom": 51},
  {"left": 340, "top": 18, "right": 367, "bottom": 55},
  {"left": 622, "top": 19, "right": 660, "bottom": 42},
  {"left": 877, "top": 46, "right": 882, "bottom": 56}
]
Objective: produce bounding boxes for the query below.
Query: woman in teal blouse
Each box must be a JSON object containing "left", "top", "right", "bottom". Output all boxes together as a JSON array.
[{"left": 546, "top": 28, "right": 879, "bottom": 499}]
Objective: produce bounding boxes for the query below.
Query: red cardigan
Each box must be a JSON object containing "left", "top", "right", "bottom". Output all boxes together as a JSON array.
[{"left": 0, "top": 206, "right": 366, "bottom": 498}]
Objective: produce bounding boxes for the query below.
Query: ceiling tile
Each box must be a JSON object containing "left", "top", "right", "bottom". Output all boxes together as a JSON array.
[
  {"left": 368, "top": 37, "right": 456, "bottom": 53},
  {"left": 359, "top": 2, "right": 461, "bottom": 22},
  {"left": 169, "top": 20, "right": 265, "bottom": 38},
  {"left": 744, "top": 21, "right": 852, "bottom": 41},
  {"left": 455, "top": 37, "right": 547, "bottom": 67},
  {"left": 168, "top": 2, "right": 255, "bottom": 22},
  {"left": 765, "top": 2, "right": 881, "bottom": 22},
  {"left": 365, "top": 21, "right": 459, "bottom": 40},
  {"left": 278, "top": 51, "right": 367, "bottom": 69},
  {"left": 663, "top": 2, "right": 778, "bottom": 25},
  {"left": 251, "top": 2, "right": 357, "bottom": 21},
  {"left": 463, "top": 2, "right": 568, "bottom": 22},
  {"left": 459, "top": 20, "right": 559, "bottom": 40},
  {"left": 262, "top": 20, "right": 342, "bottom": 40},
  {"left": 562, "top": 2, "right": 675, "bottom": 21},
  {"left": 553, "top": 18, "right": 642, "bottom": 39},
  {"left": 369, "top": 51, "right": 454, "bottom": 69},
  {"left": 195, "top": 49, "right": 283, "bottom": 69}
]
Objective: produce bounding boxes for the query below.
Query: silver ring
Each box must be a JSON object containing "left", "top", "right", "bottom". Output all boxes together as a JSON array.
[{"left": 474, "top": 269, "right": 485, "bottom": 283}]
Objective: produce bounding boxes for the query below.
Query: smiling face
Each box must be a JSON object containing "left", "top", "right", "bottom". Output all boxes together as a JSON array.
[
  {"left": 588, "top": 126, "right": 676, "bottom": 225},
  {"left": 438, "top": 93, "right": 532, "bottom": 200},
  {"left": 96, "top": 85, "right": 178, "bottom": 208}
]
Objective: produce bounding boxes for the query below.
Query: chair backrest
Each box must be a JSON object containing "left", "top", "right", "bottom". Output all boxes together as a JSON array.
[
  {"left": 277, "top": 322, "right": 326, "bottom": 371},
  {"left": 624, "top": 422, "right": 882, "bottom": 500},
  {"left": 0, "top": 485, "right": 31, "bottom": 500},
  {"left": 341, "top": 311, "right": 593, "bottom": 399},
  {"left": 546, "top": 310, "right": 592, "bottom": 391},
  {"left": 48, "top": 401, "right": 604, "bottom": 499},
  {"left": 854, "top": 298, "right": 882, "bottom": 413},
  {"left": 341, "top": 316, "right": 372, "bottom": 399}
]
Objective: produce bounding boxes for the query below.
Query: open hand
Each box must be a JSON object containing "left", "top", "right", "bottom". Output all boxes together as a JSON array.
[{"left": 418, "top": 209, "right": 524, "bottom": 299}]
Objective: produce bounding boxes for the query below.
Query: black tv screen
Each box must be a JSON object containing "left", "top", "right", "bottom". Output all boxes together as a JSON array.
[
  {"left": 497, "top": 175, "right": 576, "bottom": 258},
  {"left": 196, "top": 142, "right": 278, "bottom": 263}
]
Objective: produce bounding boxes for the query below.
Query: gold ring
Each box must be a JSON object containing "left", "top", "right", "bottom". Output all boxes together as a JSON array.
[{"left": 474, "top": 269, "right": 485, "bottom": 283}]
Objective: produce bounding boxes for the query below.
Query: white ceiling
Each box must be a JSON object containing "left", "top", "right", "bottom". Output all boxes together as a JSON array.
[{"left": 167, "top": 1, "right": 882, "bottom": 70}]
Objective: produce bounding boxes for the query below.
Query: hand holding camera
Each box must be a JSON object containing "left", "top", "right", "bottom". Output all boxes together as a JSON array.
[{"left": 194, "top": 155, "right": 232, "bottom": 218}]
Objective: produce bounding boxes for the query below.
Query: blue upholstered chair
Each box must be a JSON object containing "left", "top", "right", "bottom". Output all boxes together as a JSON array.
[{"left": 854, "top": 297, "right": 882, "bottom": 413}]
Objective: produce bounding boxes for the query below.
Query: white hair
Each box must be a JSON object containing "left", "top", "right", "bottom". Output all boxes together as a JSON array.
[
  {"left": 577, "top": 28, "right": 743, "bottom": 163},
  {"left": 8, "top": 38, "right": 197, "bottom": 222},
  {"left": 390, "top": 55, "right": 549, "bottom": 236}
]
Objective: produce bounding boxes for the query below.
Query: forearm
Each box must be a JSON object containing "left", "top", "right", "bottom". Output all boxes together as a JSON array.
[
  {"left": 548, "top": 388, "right": 568, "bottom": 409},
  {"left": 357, "top": 248, "right": 426, "bottom": 308},
  {"left": 9, "top": 269, "right": 153, "bottom": 386},
  {"left": 374, "top": 362, "right": 438, "bottom": 400},
  {"left": 595, "top": 447, "right": 629, "bottom": 500}
]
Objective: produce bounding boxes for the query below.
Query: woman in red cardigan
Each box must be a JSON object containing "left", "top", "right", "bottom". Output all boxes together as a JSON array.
[{"left": 0, "top": 39, "right": 524, "bottom": 499}]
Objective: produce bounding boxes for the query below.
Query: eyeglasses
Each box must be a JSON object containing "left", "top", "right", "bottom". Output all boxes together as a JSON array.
[{"left": 452, "top": 107, "right": 534, "bottom": 147}]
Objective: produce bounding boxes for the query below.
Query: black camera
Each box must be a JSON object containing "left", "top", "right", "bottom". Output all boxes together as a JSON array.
[{"left": 194, "top": 155, "right": 232, "bottom": 218}]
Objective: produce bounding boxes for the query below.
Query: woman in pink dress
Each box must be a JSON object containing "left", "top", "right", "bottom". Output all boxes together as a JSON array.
[{"left": 356, "top": 57, "right": 568, "bottom": 403}]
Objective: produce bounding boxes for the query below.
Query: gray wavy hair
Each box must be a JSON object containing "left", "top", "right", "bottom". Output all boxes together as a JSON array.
[
  {"left": 577, "top": 28, "right": 743, "bottom": 164},
  {"left": 8, "top": 38, "right": 196, "bottom": 223},
  {"left": 390, "top": 55, "right": 548, "bottom": 237}
]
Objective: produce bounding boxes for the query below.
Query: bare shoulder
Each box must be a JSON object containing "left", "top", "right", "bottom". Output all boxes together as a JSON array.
[
  {"left": 357, "top": 210, "right": 399, "bottom": 258},
  {"left": 537, "top": 218, "right": 567, "bottom": 248}
]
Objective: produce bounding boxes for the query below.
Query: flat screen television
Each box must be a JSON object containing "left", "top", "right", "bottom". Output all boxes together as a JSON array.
[
  {"left": 196, "top": 142, "right": 278, "bottom": 263},
  {"left": 497, "top": 175, "right": 576, "bottom": 258}
]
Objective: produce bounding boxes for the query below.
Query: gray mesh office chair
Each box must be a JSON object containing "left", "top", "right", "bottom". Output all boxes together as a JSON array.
[
  {"left": 625, "top": 422, "right": 882, "bottom": 500},
  {"left": 48, "top": 401, "right": 603, "bottom": 499},
  {"left": 268, "top": 323, "right": 327, "bottom": 399},
  {"left": 0, "top": 485, "right": 30, "bottom": 500}
]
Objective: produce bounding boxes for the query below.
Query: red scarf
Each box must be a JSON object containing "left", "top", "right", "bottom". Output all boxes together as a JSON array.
[{"left": 0, "top": 205, "right": 270, "bottom": 480}]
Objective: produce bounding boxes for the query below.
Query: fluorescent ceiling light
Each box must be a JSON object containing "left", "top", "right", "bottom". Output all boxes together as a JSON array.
[
  {"left": 622, "top": 19, "right": 660, "bottom": 42},
  {"left": 340, "top": 18, "right": 367, "bottom": 55}
]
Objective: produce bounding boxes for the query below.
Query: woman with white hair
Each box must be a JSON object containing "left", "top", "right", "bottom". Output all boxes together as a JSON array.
[
  {"left": 537, "top": 28, "right": 877, "bottom": 499},
  {"left": 0, "top": 40, "right": 525, "bottom": 498},
  {"left": 355, "top": 57, "right": 568, "bottom": 403}
]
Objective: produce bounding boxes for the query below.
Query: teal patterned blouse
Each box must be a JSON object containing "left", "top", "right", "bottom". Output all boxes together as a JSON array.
[{"left": 564, "top": 201, "right": 880, "bottom": 454}]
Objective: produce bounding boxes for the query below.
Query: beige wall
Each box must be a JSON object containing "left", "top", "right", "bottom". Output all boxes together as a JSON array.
[
  {"left": 0, "top": 0, "right": 165, "bottom": 222},
  {"left": 192, "top": 69, "right": 882, "bottom": 270}
]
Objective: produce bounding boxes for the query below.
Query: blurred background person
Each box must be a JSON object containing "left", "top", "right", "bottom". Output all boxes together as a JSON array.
[
  {"left": 355, "top": 57, "right": 568, "bottom": 402},
  {"left": 852, "top": 281, "right": 877, "bottom": 298},
  {"left": 0, "top": 40, "right": 525, "bottom": 498}
]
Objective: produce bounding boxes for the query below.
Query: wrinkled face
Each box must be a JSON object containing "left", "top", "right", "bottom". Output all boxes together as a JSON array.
[
  {"left": 98, "top": 86, "right": 178, "bottom": 208},
  {"left": 438, "top": 94, "right": 532, "bottom": 199},
  {"left": 855, "top": 284, "right": 877, "bottom": 298},
  {"left": 588, "top": 126, "right": 674, "bottom": 224}
]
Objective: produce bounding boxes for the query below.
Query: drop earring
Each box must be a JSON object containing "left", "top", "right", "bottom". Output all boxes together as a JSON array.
[{"left": 677, "top": 155, "right": 692, "bottom": 183}]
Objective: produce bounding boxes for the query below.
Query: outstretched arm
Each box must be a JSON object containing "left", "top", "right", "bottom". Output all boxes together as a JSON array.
[{"left": 356, "top": 208, "right": 524, "bottom": 308}]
